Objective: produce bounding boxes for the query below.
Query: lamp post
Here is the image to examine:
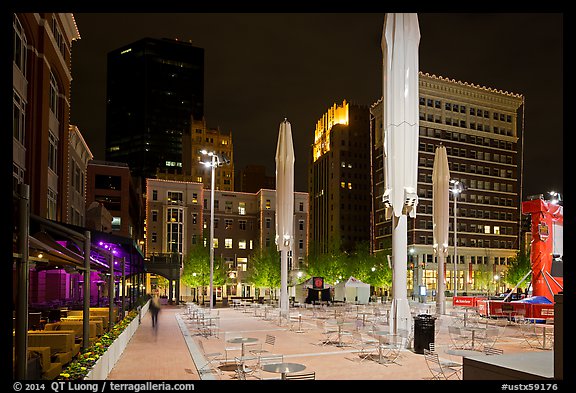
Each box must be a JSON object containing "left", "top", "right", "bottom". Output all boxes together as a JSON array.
[
  {"left": 201, "top": 150, "right": 230, "bottom": 309},
  {"left": 449, "top": 179, "right": 464, "bottom": 298}
]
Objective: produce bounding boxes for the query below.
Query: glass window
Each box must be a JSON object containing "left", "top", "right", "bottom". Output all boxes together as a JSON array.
[
  {"left": 13, "top": 91, "right": 25, "bottom": 144},
  {"left": 13, "top": 15, "right": 27, "bottom": 75},
  {"left": 47, "top": 188, "right": 57, "bottom": 220},
  {"left": 167, "top": 191, "right": 183, "bottom": 204},
  {"left": 48, "top": 130, "right": 58, "bottom": 172},
  {"left": 49, "top": 71, "right": 58, "bottom": 116},
  {"left": 238, "top": 240, "right": 246, "bottom": 249},
  {"left": 225, "top": 219, "right": 233, "bottom": 229}
]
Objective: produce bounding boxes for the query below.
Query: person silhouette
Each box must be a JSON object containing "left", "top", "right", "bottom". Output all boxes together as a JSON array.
[{"left": 150, "top": 295, "right": 161, "bottom": 330}]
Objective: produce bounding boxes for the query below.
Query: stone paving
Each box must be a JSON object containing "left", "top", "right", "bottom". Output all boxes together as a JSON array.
[{"left": 107, "top": 301, "right": 552, "bottom": 382}]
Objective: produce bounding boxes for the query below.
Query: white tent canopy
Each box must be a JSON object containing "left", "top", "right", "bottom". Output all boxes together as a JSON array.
[{"left": 334, "top": 276, "right": 370, "bottom": 304}]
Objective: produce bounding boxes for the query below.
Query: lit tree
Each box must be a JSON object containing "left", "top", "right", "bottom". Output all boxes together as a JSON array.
[
  {"left": 245, "top": 245, "right": 280, "bottom": 299},
  {"left": 474, "top": 264, "right": 495, "bottom": 294},
  {"left": 181, "top": 243, "right": 226, "bottom": 303},
  {"left": 504, "top": 249, "right": 532, "bottom": 290},
  {"left": 306, "top": 249, "right": 348, "bottom": 286}
]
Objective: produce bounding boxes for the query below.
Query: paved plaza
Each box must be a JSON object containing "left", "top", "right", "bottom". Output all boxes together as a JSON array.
[{"left": 106, "top": 301, "right": 553, "bottom": 382}]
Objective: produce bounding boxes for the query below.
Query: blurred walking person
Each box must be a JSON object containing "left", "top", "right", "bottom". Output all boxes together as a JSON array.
[{"left": 150, "top": 294, "right": 161, "bottom": 330}]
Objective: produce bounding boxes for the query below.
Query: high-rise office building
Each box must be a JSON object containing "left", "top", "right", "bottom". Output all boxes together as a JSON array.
[
  {"left": 181, "top": 117, "right": 234, "bottom": 191},
  {"left": 105, "top": 37, "right": 204, "bottom": 191},
  {"left": 235, "top": 165, "right": 275, "bottom": 193},
  {"left": 371, "top": 72, "right": 525, "bottom": 295},
  {"left": 308, "top": 100, "right": 372, "bottom": 255}
]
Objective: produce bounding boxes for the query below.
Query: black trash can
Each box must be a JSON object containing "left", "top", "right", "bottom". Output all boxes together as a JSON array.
[{"left": 413, "top": 314, "right": 436, "bottom": 354}]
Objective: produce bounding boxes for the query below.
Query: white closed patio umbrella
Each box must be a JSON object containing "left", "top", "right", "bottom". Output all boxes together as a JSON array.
[
  {"left": 433, "top": 145, "right": 450, "bottom": 314},
  {"left": 381, "top": 13, "right": 420, "bottom": 334},
  {"left": 275, "top": 118, "right": 295, "bottom": 319}
]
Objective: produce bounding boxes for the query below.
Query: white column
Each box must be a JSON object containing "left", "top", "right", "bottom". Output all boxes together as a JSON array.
[{"left": 390, "top": 214, "right": 411, "bottom": 334}]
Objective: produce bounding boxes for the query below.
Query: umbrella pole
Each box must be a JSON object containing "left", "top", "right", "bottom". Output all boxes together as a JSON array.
[
  {"left": 390, "top": 214, "right": 411, "bottom": 334},
  {"left": 437, "top": 253, "right": 446, "bottom": 315},
  {"left": 280, "top": 249, "right": 289, "bottom": 319}
]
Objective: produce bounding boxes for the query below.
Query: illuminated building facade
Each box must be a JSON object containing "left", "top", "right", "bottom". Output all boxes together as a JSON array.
[
  {"left": 371, "top": 72, "right": 525, "bottom": 295},
  {"left": 105, "top": 38, "right": 204, "bottom": 191},
  {"left": 181, "top": 117, "right": 234, "bottom": 191},
  {"left": 309, "top": 100, "right": 372, "bottom": 254},
  {"left": 146, "top": 179, "right": 308, "bottom": 300},
  {"left": 66, "top": 125, "right": 93, "bottom": 226},
  {"left": 12, "top": 13, "right": 80, "bottom": 219}
]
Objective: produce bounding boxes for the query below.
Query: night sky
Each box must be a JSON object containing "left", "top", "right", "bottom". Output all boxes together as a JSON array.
[{"left": 70, "top": 13, "right": 563, "bottom": 197}]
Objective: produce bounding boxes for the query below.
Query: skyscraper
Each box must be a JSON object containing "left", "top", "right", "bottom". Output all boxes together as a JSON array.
[
  {"left": 181, "top": 117, "right": 234, "bottom": 191},
  {"left": 105, "top": 37, "right": 204, "bottom": 191},
  {"left": 308, "top": 100, "right": 372, "bottom": 255}
]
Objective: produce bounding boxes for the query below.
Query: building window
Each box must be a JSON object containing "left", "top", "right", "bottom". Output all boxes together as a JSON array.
[
  {"left": 224, "top": 238, "right": 232, "bottom": 249},
  {"left": 225, "top": 219, "right": 233, "bottom": 229},
  {"left": 213, "top": 238, "right": 219, "bottom": 248},
  {"left": 167, "top": 191, "right": 183, "bottom": 204},
  {"left": 192, "top": 193, "right": 198, "bottom": 204},
  {"left": 49, "top": 71, "right": 58, "bottom": 116},
  {"left": 48, "top": 130, "right": 58, "bottom": 172},
  {"left": 225, "top": 201, "right": 233, "bottom": 213},
  {"left": 237, "top": 257, "right": 248, "bottom": 271},
  {"left": 152, "top": 232, "right": 157, "bottom": 243},
  {"left": 265, "top": 199, "right": 271, "bottom": 209},
  {"left": 152, "top": 190, "right": 158, "bottom": 200},
  {"left": 47, "top": 188, "right": 57, "bottom": 220},
  {"left": 238, "top": 240, "right": 247, "bottom": 249},
  {"left": 13, "top": 91, "right": 25, "bottom": 144},
  {"left": 13, "top": 163, "right": 24, "bottom": 189},
  {"left": 13, "top": 15, "right": 27, "bottom": 75},
  {"left": 192, "top": 213, "right": 198, "bottom": 224},
  {"left": 239, "top": 220, "right": 247, "bottom": 230},
  {"left": 299, "top": 202, "right": 304, "bottom": 212},
  {"left": 166, "top": 207, "right": 183, "bottom": 254},
  {"left": 152, "top": 210, "right": 158, "bottom": 222},
  {"left": 299, "top": 239, "right": 304, "bottom": 249},
  {"left": 299, "top": 220, "right": 304, "bottom": 231},
  {"left": 265, "top": 217, "right": 271, "bottom": 229}
]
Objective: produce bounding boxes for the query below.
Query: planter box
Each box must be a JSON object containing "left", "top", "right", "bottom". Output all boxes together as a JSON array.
[{"left": 83, "top": 306, "right": 144, "bottom": 380}]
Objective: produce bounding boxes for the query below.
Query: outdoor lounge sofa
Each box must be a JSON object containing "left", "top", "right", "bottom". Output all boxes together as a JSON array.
[{"left": 27, "top": 346, "right": 62, "bottom": 380}]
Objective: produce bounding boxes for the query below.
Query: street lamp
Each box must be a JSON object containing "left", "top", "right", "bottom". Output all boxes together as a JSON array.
[
  {"left": 201, "top": 149, "right": 230, "bottom": 309},
  {"left": 548, "top": 191, "right": 562, "bottom": 205},
  {"left": 449, "top": 179, "right": 464, "bottom": 297}
]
